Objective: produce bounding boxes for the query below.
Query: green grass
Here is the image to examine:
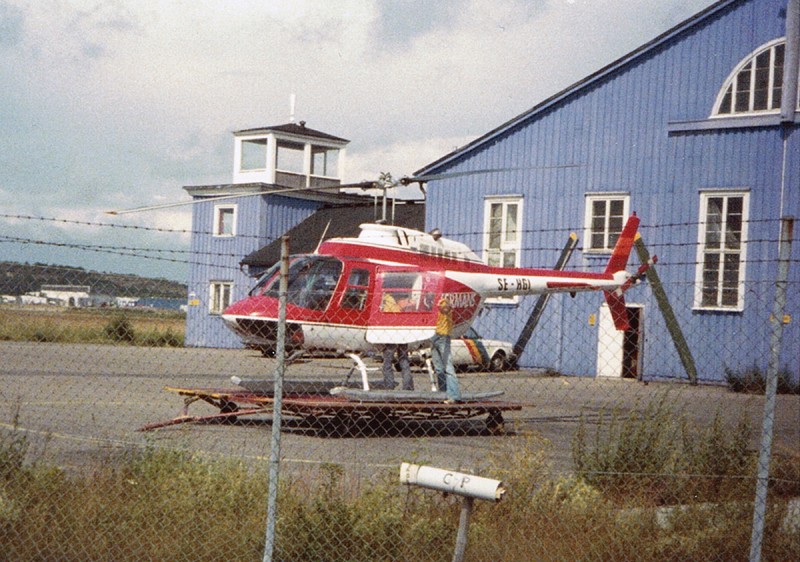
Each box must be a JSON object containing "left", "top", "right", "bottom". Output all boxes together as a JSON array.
[
  {"left": 0, "top": 305, "right": 185, "bottom": 347},
  {"left": 571, "top": 395, "right": 767, "bottom": 505},
  {"left": 1, "top": 401, "right": 798, "bottom": 561}
]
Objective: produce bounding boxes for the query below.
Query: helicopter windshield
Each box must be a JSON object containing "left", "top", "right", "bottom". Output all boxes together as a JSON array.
[
  {"left": 254, "top": 256, "right": 343, "bottom": 311},
  {"left": 249, "top": 263, "right": 281, "bottom": 296}
]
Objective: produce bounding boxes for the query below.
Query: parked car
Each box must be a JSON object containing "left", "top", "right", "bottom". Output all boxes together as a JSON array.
[{"left": 410, "top": 327, "right": 517, "bottom": 372}]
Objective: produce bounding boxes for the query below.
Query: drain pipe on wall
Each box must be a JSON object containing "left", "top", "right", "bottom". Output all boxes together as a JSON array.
[{"left": 778, "top": 0, "right": 800, "bottom": 221}]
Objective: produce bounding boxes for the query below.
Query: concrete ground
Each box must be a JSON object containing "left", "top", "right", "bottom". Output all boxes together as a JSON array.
[{"left": 1, "top": 341, "right": 797, "bottom": 481}]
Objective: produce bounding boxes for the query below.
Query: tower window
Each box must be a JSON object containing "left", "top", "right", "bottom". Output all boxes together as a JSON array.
[
  {"left": 240, "top": 138, "right": 267, "bottom": 171},
  {"left": 311, "top": 146, "right": 339, "bottom": 177},
  {"left": 276, "top": 141, "right": 305, "bottom": 174}
]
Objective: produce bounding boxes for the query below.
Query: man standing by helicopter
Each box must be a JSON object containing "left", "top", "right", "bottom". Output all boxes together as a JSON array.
[
  {"left": 380, "top": 292, "right": 414, "bottom": 391},
  {"left": 432, "top": 296, "right": 461, "bottom": 403}
]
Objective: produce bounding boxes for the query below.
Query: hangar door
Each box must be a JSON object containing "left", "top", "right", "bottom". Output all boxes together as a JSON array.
[{"left": 596, "top": 303, "right": 643, "bottom": 379}]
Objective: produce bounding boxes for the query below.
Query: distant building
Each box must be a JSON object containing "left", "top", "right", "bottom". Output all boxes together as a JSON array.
[
  {"left": 39, "top": 285, "right": 92, "bottom": 307},
  {"left": 34, "top": 285, "right": 114, "bottom": 307},
  {"left": 18, "top": 294, "right": 49, "bottom": 306},
  {"left": 183, "top": 121, "right": 425, "bottom": 348},
  {"left": 115, "top": 297, "right": 140, "bottom": 308}
]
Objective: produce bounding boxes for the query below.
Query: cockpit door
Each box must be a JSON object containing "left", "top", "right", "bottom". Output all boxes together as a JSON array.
[{"left": 366, "top": 268, "right": 443, "bottom": 345}]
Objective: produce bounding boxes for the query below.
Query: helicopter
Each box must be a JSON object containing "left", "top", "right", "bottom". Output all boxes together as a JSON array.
[
  {"left": 105, "top": 169, "right": 651, "bottom": 360},
  {"left": 221, "top": 213, "right": 651, "bottom": 358}
]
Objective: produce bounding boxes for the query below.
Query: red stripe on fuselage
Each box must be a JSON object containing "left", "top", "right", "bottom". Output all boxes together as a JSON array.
[{"left": 546, "top": 281, "right": 591, "bottom": 289}]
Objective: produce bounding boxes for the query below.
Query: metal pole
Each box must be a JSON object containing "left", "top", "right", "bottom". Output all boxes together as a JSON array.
[
  {"left": 263, "top": 236, "right": 290, "bottom": 562},
  {"left": 749, "top": 217, "right": 793, "bottom": 562},
  {"left": 452, "top": 496, "right": 474, "bottom": 562},
  {"left": 513, "top": 233, "right": 578, "bottom": 358},
  {"left": 634, "top": 235, "right": 698, "bottom": 384},
  {"left": 779, "top": 0, "right": 799, "bottom": 123}
]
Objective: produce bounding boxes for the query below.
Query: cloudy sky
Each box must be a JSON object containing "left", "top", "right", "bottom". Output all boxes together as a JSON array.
[{"left": 0, "top": 0, "right": 714, "bottom": 281}]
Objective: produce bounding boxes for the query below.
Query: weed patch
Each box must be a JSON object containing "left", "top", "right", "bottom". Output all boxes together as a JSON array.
[
  {"left": 725, "top": 365, "right": 799, "bottom": 395},
  {"left": 0, "top": 413, "right": 797, "bottom": 561},
  {"left": 104, "top": 315, "right": 135, "bottom": 343},
  {"left": 572, "top": 395, "right": 759, "bottom": 505}
]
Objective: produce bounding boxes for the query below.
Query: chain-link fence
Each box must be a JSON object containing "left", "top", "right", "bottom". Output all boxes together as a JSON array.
[{"left": 1, "top": 214, "right": 798, "bottom": 561}]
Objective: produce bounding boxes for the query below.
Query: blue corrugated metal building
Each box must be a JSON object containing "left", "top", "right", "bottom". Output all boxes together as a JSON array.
[{"left": 415, "top": 0, "right": 799, "bottom": 383}]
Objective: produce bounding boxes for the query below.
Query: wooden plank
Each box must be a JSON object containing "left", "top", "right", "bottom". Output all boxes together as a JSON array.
[
  {"left": 330, "top": 388, "right": 504, "bottom": 403},
  {"left": 231, "top": 377, "right": 390, "bottom": 396},
  {"left": 513, "top": 232, "right": 579, "bottom": 358},
  {"left": 634, "top": 235, "right": 698, "bottom": 385}
]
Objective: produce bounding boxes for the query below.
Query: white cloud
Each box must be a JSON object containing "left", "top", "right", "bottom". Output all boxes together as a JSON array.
[{"left": 0, "top": 0, "right": 715, "bottom": 279}]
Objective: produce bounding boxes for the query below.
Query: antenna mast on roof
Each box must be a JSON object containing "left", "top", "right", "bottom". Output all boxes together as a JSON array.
[{"left": 289, "top": 93, "right": 296, "bottom": 123}]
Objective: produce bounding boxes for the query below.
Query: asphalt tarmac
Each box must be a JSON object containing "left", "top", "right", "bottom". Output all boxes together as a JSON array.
[{"left": 1, "top": 341, "right": 797, "bottom": 481}]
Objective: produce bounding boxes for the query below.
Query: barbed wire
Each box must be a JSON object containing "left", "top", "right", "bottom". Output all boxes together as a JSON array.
[
  {"left": 0, "top": 213, "right": 195, "bottom": 235},
  {"left": 0, "top": 236, "right": 241, "bottom": 272},
  {"left": 1, "top": 233, "right": 796, "bottom": 276},
  {"left": 0, "top": 212, "right": 273, "bottom": 243},
  {"left": 1, "top": 212, "right": 790, "bottom": 240},
  {"left": 1, "top": 214, "right": 796, "bottom": 276}
]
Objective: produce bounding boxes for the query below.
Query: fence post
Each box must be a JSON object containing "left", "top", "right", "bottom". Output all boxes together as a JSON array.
[
  {"left": 263, "top": 236, "right": 290, "bottom": 562},
  {"left": 452, "top": 497, "right": 474, "bottom": 562},
  {"left": 749, "top": 216, "right": 794, "bottom": 562}
]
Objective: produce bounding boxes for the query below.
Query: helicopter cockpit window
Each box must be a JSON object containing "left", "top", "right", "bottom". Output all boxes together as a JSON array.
[
  {"left": 341, "top": 269, "right": 370, "bottom": 310},
  {"left": 259, "top": 256, "right": 343, "bottom": 311},
  {"left": 379, "top": 272, "right": 434, "bottom": 312},
  {"left": 249, "top": 263, "right": 281, "bottom": 296}
]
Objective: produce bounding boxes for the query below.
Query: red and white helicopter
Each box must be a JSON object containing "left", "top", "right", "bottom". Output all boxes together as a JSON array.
[{"left": 221, "top": 213, "right": 651, "bottom": 358}]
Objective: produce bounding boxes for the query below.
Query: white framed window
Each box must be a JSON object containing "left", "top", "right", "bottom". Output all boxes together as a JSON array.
[
  {"left": 311, "top": 146, "right": 339, "bottom": 177},
  {"left": 483, "top": 196, "right": 522, "bottom": 305},
  {"left": 213, "top": 204, "right": 237, "bottom": 237},
  {"left": 713, "top": 39, "right": 798, "bottom": 116},
  {"left": 483, "top": 196, "right": 523, "bottom": 268},
  {"left": 694, "top": 191, "right": 749, "bottom": 311},
  {"left": 584, "top": 193, "right": 630, "bottom": 252},
  {"left": 240, "top": 138, "right": 267, "bottom": 171},
  {"left": 209, "top": 281, "right": 233, "bottom": 315},
  {"left": 276, "top": 140, "right": 305, "bottom": 174}
]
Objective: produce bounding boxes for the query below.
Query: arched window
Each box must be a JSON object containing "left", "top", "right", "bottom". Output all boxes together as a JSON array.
[{"left": 712, "top": 39, "right": 797, "bottom": 116}]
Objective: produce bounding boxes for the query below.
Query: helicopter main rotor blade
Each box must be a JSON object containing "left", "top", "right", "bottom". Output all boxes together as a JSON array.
[
  {"left": 400, "top": 163, "right": 584, "bottom": 185},
  {"left": 106, "top": 163, "right": 584, "bottom": 216},
  {"left": 106, "top": 181, "right": 379, "bottom": 216}
]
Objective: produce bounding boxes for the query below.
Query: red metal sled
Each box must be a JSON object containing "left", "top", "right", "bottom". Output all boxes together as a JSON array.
[{"left": 139, "top": 386, "right": 521, "bottom": 435}]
